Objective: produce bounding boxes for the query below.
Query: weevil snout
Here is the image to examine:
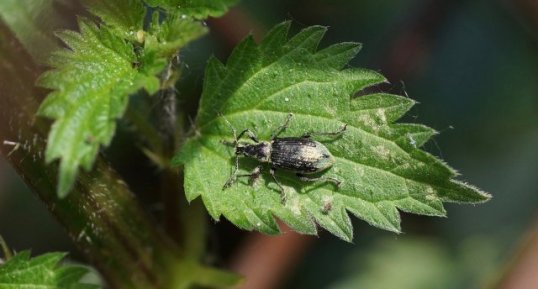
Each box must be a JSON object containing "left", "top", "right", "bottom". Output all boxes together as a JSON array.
[{"left": 235, "top": 145, "right": 245, "bottom": 155}]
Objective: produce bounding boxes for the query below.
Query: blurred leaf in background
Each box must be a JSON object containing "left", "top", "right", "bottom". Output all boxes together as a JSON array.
[
  {"left": 328, "top": 237, "right": 501, "bottom": 289},
  {"left": 0, "top": 0, "right": 65, "bottom": 61}
]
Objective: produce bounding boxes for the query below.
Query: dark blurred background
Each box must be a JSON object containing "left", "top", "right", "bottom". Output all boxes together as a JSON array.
[{"left": 1, "top": 0, "right": 537, "bottom": 288}]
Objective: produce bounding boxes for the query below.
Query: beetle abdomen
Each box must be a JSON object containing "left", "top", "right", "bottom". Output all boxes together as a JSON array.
[{"left": 270, "top": 138, "right": 335, "bottom": 173}]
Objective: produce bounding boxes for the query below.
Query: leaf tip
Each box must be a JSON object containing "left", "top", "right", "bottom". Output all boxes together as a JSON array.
[
  {"left": 443, "top": 180, "right": 492, "bottom": 204},
  {"left": 340, "top": 231, "right": 354, "bottom": 243},
  {"left": 275, "top": 19, "right": 293, "bottom": 31},
  {"left": 57, "top": 162, "right": 78, "bottom": 198},
  {"left": 388, "top": 225, "right": 402, "bottom": 234},
  {"left": 468, "top": 182, "right": 491, "bottom": 200}
]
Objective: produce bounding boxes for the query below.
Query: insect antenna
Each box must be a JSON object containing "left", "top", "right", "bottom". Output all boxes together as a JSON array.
[
  {"left": 219, "top": 113, "right": 239, "bottom": 147},
  {"left": 219, "top": 114, "right": 241, "bottom": 189}
]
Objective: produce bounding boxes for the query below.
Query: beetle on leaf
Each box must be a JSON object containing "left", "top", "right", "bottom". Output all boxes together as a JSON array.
[{"left": 221, "top": 113, "right": 346, "bottom": 200}]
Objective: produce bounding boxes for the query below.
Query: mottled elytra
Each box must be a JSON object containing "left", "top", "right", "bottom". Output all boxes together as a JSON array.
[{"left": 221, "top": 113, "right": 346, "bottom": 198}]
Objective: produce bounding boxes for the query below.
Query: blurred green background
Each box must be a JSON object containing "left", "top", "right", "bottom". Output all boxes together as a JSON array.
[{"left": 1, "top": 0, "right": 537, "bottom": 288}]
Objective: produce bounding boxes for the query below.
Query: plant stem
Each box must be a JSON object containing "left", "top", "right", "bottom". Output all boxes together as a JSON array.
[
  {"left": 154, "top": 54, "right": 211, "bottom": 251},
  {"left": 154, "top": 58, "right": 183, "bottom": 243},
  {"left": 0, "top": 23, "right": 180, "bottom": 289}
]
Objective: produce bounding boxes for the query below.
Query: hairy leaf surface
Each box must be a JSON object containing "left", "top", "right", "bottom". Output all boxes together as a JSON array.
[
  {"left": 37, "top": 19, "right": 164, "bottom": 197},
  {"left": 0, "top": 251, "right": 100, "bottom": 289},
  {"left": 174, "top": 22, "right": 490, "bottom": 241},
  {"left": 145, "top": 11, "right": 208, "bottom": 58},
  {"left": 144, "top": 0, "right": 239, "bottom": 18},
  {"left": 84, "top": 0, "right": 145, "bottom": 40},
  {"left": 38, "top": 0, "right": 208, "bottom": 197}
]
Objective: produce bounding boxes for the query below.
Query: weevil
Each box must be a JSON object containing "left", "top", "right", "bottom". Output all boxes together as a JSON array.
[{"left": 221, "top": 113, "right": 346, "bottom": 198}]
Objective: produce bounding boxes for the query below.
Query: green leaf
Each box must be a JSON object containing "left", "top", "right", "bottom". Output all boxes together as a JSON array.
[
  {"left": 144, "top": 0, "right": 239, "bottom": 18},
  {"left": 174, "top": 22, "right": 490, "bottom": 241},
  {"left": 36, "top": 0, "right": 208, "bottom": 197},
  {"left": 145, "top": 11, "right": 208, "bottom": 58},
  {"left": 83, "top": 0, "right": 146, "bottom": 40},
  {"left": 0, "top": 251, "right": 100, "bottom": 289},
  {"left": 37, "top": 19, "right": 165, "bottom": 197},
  {"left": 327, "top": 237, "right": 501, "bottom": 289}
]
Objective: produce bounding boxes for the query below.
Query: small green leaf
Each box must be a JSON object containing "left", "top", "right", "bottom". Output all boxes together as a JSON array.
[
  {"left": 83, "top": 0, "right": 146, "bottom": 40},
  {"left": 174, "top": 22, "right": 490, "bottom": 241},
  {"left": 145, "top": 11, "right": 208, "bottom": 58},
  {"left": 144, "top": 0, "right": 239, "bottom": 18},
  {"left": 0, "top": 251, "right": 100, "bottom": 289},
  {"left": 37, "top": 19, "right": 165, "bottom": 197}
]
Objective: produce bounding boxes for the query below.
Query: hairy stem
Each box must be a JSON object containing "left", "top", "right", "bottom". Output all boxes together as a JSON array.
[
  {"left": 154, "top": 58, "right": 183, "bottom": 244},
  {"left": 0, "top": 22, "right": 181, "bottom": 289},
  {"left": 153, "top": 56, "right": 209, "bottom": 254}
]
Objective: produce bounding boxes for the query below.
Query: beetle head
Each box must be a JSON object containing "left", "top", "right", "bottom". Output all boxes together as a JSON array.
[{"left": 235, "top": 144, "right": 246, "bottom": 155}]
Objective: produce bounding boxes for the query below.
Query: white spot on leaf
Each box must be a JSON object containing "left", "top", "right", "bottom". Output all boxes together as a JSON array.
[
  {"left": 373, "top": 145, "right": 390, "bottom": 160},
  {"left": 288, "top": 197, "right": 302, "bottom": 216},
  {"left": 376, "top": 108, "right": 387, "bottom": 123},
  {"left": 408, "top": 134, "right": 417, "bottom": 148}
]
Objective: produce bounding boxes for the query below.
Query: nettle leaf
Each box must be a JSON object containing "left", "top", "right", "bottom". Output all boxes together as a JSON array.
[
  {"left": 144, "top": 0, "right": 239, "bottom": 18},
  {"left": 37, "top": 19, "right": 165, "bottom": 197},
  {"left": 38, "top": 1, "right": 207, "bottom": 197},
  {"left": 174, "top": 22, "right": 490, "bottom": 241},
  {"left": 84, "top": 0, "right": 145, "bottom": 40},
  {"left": 145, "top": 11, "right": 208, "bottom": 58},
  {"left": 0, "top": 251, "right": 100, "bottom": 289}
]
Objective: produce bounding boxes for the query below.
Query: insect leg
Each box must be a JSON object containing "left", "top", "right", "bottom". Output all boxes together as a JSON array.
[
  {"left": 220, "top": 140, "right": 236, "bottom": 147},
  {"left": 223, "top": 153, "right": 241, "bottom": 190},
  {"left": 270, "top": 113, "right": 293, "bottom": 140},
  {"left": 302, "top": 124, "right": 347, "bottom": 138},
  {"left": 237, "top": 129, "right": 259, "bottom": 143},
  {"left": 296, "top": 173, "right": 342, "bottom": 188},
  {"left": 224, "top": 165, "right": 263, "bottom": 189},
  {"left": 236, "top": 165, "right": 262, "bottom": 185},
  {"left": 269, "top": 167, "right": 285, "bottom": 199}
]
